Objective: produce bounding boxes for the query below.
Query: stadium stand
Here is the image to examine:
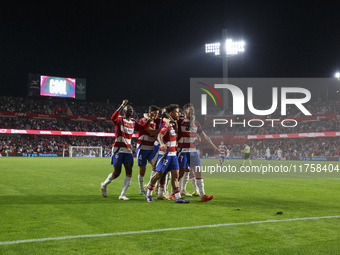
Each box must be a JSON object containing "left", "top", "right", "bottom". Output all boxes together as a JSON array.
[{"left": 1, "top": 96, "right": 340, "bottom": 157}]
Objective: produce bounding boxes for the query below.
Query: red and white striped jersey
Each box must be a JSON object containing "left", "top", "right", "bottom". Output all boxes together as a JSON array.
[
  {"left": 177, "top": 118, "right": 202, "bottom": 153},
  {"left": 111, "top": 111, "right": 149, "bottom": 154},
  {"left": 158, "top": 121, "right": 177, "bottom": 156},
  {"left": 218, "top": 145, "right": 227, "bottom": 156},
  {"left": 137, "top": 118, "right": 159, "bottom": 150}
]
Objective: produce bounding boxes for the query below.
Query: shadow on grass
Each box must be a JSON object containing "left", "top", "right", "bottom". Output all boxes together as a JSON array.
[
  {"left": 1, "top": 195, "right": 337, "bottom": 214},
  {"left": 0, "top": 194, "right": 160, "bottom": 205},
  {"left": 0, "top": 194, "right": 223, "bottom": 205}
]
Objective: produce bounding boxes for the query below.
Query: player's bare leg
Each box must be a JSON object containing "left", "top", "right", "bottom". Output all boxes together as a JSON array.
[
  {"left": 189, "top": 167, "right": 199, "bottom": 196},
  {"left": 178, "top": 168, "right": 185, "bottom": 180},
  {"left": 139, "top": 159, "right": 156, "bottom": 195},
  {"left": 164, "top": 172, "right": 170, "bottom": 198},
  {"left": 179, "top": 167, "right": 192, "bottom": 197},
  {"left": 138, "top": 165, "right": 147, "bottom": 195},
  {"left": 145, "top": 171, "right": 163, "bottom": 202},
  {"left": 178, "top": 168, "right": 184, "bottom": 193},
  {"left": 178, "top": 168, "right": 185, "bottom": 195},
  {"left": 169, "top": 172, "right": 176, "bottom": 200},
  {"left": 101, "top": 165, "right": 122, "bottom": 198},
  {"left": 119, "top": 162, "right": 133, "bottom": 200},
  {"left": 182, "top": 168, "right": 190, "bottom": 192},
  {"left": 157, "top": 171, "right": 169, "bottom": 200},
  {"left": 242, "top": 159, "right": 252, "bottom": 166},
  {"left": 171, "top": 169, "right": 190, "bottom": 203}
]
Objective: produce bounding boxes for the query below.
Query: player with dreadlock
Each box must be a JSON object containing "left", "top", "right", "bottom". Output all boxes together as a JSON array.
[{"left": 100, "top": 99, "right": 153, "bottom": 200}]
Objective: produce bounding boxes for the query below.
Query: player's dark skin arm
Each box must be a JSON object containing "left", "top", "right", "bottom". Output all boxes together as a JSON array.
[
  {"left": 118, "top": 99, "right": 128, "bottom": 112},
  {"left": 112, "top": 99, "right": 136, "bottom": 178}
]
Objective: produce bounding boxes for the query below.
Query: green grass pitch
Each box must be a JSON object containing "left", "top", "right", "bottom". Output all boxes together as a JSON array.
[{"left": 0, "top": 157, "right": 340, "bottom": 254}]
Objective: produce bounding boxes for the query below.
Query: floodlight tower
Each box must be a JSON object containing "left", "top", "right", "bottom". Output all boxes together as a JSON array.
[
  {"left": 335, "top": 72, "right": 340, "bottom": 100},
  {"left": 205, "top": 29, "right": 245, "bottom": 111}
]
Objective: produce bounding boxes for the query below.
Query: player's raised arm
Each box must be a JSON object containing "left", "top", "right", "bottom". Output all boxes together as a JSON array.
[
  {"left": 135, "top": 116, "right": 152, "bottom": 132},
  {"left": 198, "top": 131, "right": 219, "bottom": 155},
  {"left": 111, "top": 99, "right": 128, "bottom": 123},
  {"left": 141, "top": 112, "right": 158, "bottom": 136}
]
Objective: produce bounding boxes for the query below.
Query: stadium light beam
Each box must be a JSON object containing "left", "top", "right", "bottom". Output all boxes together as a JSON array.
[{"left": 204, "top": 29, "right": 245, "bottom": 110}]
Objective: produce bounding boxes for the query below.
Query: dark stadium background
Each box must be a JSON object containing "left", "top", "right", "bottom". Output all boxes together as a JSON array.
[
  {"left": 1, "top": 0, "right": 340, "bottom": 159},
  {"left": 1, "top": 1, "right": 340, "bottom": 105}
]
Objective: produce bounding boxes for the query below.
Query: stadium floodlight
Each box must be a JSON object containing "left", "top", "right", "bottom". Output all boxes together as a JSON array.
[
  {"left": 205, "top": 42, "right": 221, "bottom": 55},
  {"left": 335, "top": 72, "right": 340, "bottom": 80},
  {"left": 204, "top": 29, "right": 245, "bottom": 110},
  {"left": 335, "top": 72, "right": 340, "bottom": 100},
  {"left": 205, "top": 39, "right": 245, "bottom": 56}
]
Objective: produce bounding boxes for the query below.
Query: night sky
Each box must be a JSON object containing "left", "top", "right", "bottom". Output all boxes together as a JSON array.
[{"left": 1, "top": 0, "right": 340, "bottom": 106}]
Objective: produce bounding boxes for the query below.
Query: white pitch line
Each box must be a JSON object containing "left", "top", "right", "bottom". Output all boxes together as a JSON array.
[{"left": 1, "top": 215, "right": 340, "bottom": 246}]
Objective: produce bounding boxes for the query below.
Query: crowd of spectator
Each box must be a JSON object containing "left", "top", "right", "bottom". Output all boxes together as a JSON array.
[
  {"left": 0, "top": 117, "right": 116, "bottom": 133},
  {"left": 67, "top": 100, "right": 148, "bottom": 119},
  {"left": 248, "top": 119, "right": 340, "bottom": 135},
  {"left": 218, "top": 137, "right": 340, "bottom": 158},
  {"left": 249, "top": 137, "right": 340, "bottom": 157},
  {"left": 67, "top": 100, "right": 115, "bottom": 117},
  {"left": 2, "top": 95, "right": 340, "bottom": 119},
  {"left": 0, "top": 136, "right": 115, "bottom": 155},
  {"left": 0, "top": 96, "right": 67, "bottom": 114},
  {"left": 0, "top": 96, "right": 149, "bottom": 119},
  {"left": 0, "top": 117, "right": 60, "bottom": 130},
  {"left": 1, "top": 96, "right": 340, "bottom": 157},
  {"left": 1, "top": 134, "right": 339, "bottom": 157},
  {"left": 1, "top": 113, "right": 340, "bottom": 135},
  {"left": 203, "top": 119, "right": 340, "bottom": 135}
]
